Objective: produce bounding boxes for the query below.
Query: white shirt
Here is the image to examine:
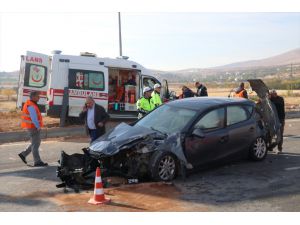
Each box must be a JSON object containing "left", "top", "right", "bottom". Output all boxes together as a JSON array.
[{"left": 87, "top": 104, "right": 96, "bottom": 129}]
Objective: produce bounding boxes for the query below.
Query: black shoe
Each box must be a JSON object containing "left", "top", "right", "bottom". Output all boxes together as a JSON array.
[
  {"left": 18, "top": 153, "right": 27, "bottom": 164},
  {"left": 34, "top": 161, "right": 48, "bottom": 167}
]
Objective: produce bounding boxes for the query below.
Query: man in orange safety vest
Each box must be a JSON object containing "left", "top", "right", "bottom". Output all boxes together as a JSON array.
[
  {"left": 18, "top": 91, "right": 48, "bottom": 167},
  {"left": 235, "top": 82, "right": 248, "bottom": 99}
]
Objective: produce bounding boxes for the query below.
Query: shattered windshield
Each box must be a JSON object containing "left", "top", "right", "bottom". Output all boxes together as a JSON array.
[{"left": 135, "top": 105, "right": 197, "bottom": 134}]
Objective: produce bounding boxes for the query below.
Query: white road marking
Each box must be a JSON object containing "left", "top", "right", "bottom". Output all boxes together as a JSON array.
[
  {"left": 283, "top": 135, "right": 300, "bottom": 139},
  {"left": 286, "top": 118, "right": 300, "bottom": 122},
  {"left": 285, "top": 166, "right": 300, "bottom": 171}
]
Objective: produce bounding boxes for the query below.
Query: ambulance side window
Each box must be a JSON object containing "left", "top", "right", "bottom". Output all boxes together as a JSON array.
[
  {"left": 143, "top": 77, "right": 159, "bottom": 89},
  {"left": 24, "top": 64, "right": 47, "bottom": 88},
  {"left": 69, "top": 69, "right": 105, "bottom": 91}
]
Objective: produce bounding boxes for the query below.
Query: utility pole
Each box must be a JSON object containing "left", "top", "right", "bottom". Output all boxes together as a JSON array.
[
  {"left": 118, "top": 12, "right": 122, "bottom": 57},
  {"left": 290, "top": 63, "right": 293, "bottom": 78}
]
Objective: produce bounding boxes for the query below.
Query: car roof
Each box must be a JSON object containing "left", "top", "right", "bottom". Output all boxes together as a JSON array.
[{"left": 166, "top": 97, "right": 254, "bottom": 112}]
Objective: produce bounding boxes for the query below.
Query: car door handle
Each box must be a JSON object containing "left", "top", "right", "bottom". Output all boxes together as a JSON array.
[
  {"left": 219, "top": 135, "right": 229, "bottom": 143},
  {"left": 249, "top": 127, "right": 255, "bottom": 132}
]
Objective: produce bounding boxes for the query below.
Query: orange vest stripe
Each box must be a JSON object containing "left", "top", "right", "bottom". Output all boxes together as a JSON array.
[
  {"left": 21, "top": 100, "right": 44, "bottom": 129},
  {"left": 235, "top": 90, "right": 245, "bottom": 98}
]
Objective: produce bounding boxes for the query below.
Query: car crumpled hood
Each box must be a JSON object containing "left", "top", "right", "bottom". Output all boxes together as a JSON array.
[
  {"left": 88, "top": 122, "right": 163, "bottom": 156},
  {"left": 88, "top": 122, "right": 189, "bottom": 166},
  {"left": 248, "top": 79, "right": 281, "bottom": 143}
]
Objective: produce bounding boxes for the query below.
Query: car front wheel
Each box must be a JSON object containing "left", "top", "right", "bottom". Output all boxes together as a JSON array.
[
  {"left": 150, "top": 151, "right": 178, "bottom": 181},
  {"left": 249, "top": 137, "right": 267, "bottom": 161}
]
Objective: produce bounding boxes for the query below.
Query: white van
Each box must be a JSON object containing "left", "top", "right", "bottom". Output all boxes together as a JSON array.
[{"left": 17, "top": 51, "right": 169, "bottom": 119}]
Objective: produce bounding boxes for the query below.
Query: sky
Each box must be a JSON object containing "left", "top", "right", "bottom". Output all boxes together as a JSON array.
[{"left": 0, "top": 11, "right": 300, "bottom": 72}]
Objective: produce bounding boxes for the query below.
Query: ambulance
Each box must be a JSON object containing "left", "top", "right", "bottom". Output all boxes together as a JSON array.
[{"left": 17, "top": 51, "right": 169, "bottom": 119}]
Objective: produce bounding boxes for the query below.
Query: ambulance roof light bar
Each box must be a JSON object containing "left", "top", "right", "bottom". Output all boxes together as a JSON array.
[
  {"left": 52, "top": 50, "right": 62, "bottom": 55},
  {"left": 80, "top": 52, "right": 97, "bottom": 57},
  {"left": 116, "top": 56, "right": 129, "bottom": 60}
]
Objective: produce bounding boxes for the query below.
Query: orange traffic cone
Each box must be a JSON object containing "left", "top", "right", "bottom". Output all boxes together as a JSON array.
[{"left": 88, "top": 167, "right": 110, "bottom": 205}]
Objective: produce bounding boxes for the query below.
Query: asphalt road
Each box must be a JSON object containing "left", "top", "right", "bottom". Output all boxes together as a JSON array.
[{"left": 0, "top": 119, "right": 300, "bottom": 211}]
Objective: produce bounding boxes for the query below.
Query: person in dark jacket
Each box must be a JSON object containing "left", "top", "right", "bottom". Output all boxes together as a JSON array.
[
  {"left": 181, "top": 85, "right": 195, "bottom": 98},
  {"left": 195, "top": 82, "right": 208, "bottom": 97},
  {"left": 270, "top": 89, "right": 285, "bottom": 153},
  {"left": 79, "top": 96, "right": 110, "bottom": 143}
]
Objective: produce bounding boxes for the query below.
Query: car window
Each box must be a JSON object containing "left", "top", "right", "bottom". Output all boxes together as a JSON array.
[
  {"left": 143, "top": 77, "right": 158, "bottom": 89},
  {"left": 136, "top": 105, "right": 197, "bottom": 134},
  {"left": 194, "top": 108, "right": 225, "bottom": 131},
  {"left": 68, "top": 69, "right": 105, "bottom": 91},
  {"left": 245, "top": 105, "right": 253, "bottom": 115},
  {"left": 227, "top": 106, "right": 249, "bottom": 126}
]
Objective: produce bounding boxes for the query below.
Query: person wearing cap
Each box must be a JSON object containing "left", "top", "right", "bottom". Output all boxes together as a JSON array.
[
  {"left": 18, "top": 91, "right": 48, "bottom": 167},
  {"left": 270, "top": 89, "right": 285, "bottom": 153},
  {"left": 235, "top": 82, "right": 248, "bottom": 99},
  {"left": 136, "top": 87, "right": 155, "bottom": 119},
  {"left": 195, "top": 81, "right": 208, "bottom": 97},
  {"left": 151, "top": 83, "right": 162, "bottom": 107}
]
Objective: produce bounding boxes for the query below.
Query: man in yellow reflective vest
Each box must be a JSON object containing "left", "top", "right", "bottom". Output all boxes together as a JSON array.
[
  {"left": 151, "top": 83, "right": 162, "bottom": 107},
  {"left": 18, "top": 91, "right": 48, "bottom": 167},
  {"left": 136, "top": 87, "right": 155, "bottom": 119}
]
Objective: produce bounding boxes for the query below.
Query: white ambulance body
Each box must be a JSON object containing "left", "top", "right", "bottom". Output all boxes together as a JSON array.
[{"left": 17, "top": 51, "right": 166, "bottom": 119}]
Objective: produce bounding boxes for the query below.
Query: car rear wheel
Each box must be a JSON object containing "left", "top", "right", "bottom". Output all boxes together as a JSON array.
[
  {"left": 150, "top": 151, "right": 178, "bottom": 181},
  {"left": 249, "top": 137, "right": 267, "bottom": 161}
]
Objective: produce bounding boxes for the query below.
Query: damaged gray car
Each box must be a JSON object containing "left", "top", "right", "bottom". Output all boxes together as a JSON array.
[{"left": 56, "top": 79, "right": 281, "bottom": 190}]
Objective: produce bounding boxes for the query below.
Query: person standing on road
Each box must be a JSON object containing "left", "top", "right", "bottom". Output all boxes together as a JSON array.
[
  {"left": 195, "top": 81, "right": 208, "bottom": 97},
  {"left": 79, "top": 96, "right": 110, "bottom": 143},
  {"left": 136, "top": 87, "right": 155, "bottom": 119},
  {"left": 270, "top": 89, "right": 285, "bottom": 153},
  {"left": 18, "top": 91, "right": 48, "bottom": 167},
  {"left": 235, "top": 82, "right": 248, "bottom": 99},
  {"left": 151, "top": 83, "right": 162, "bottom": 107},
  {"left": 181, "top": 85, "right": 195, "bottom": 98}
]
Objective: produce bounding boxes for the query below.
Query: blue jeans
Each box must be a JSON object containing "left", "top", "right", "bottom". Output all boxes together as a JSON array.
[{"left": 89, "top": 129, "right": 99, "bottom": 143}]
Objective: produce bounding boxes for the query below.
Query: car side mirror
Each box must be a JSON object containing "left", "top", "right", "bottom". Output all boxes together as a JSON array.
[{"left": 192, "top": 128, "right": 205, "bottom": 138}]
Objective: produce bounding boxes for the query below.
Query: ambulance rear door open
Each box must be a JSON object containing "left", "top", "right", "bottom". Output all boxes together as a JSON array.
[
  {"left": 107, "top": 68, "right": 140, "bottom": 119},
  {"left": 67, "top": 64, "right": 108, "bottom": 117},
  {"left": 17, "top": 51, "right": 50, "bottom": 112},
  {"left": 161, "top": 79, "right": 170, "bottom": 101}
]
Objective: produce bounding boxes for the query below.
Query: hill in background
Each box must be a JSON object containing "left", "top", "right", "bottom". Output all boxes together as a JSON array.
[
  {"left": 1, "top": 48, "right": 300, "bottom": 87},
  {"left": 0, "top": 71, "right": 19, "bottom": 88},
  {"left": 153, "top": 48, "right": 300, "bottom": 82}
]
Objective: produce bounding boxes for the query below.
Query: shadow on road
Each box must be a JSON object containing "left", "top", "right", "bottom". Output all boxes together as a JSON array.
[
  {"left": 113, "top": 152, "right": 300, "bottom": 209},
  {"left": 173, "top": 152, "right": 300, "bottom": 207},
  {"left": 0, "top": 193, "right": 47, "bottom": 207},
  {"left": 0, "top": 166, "right": 59, "bottom": 182}
]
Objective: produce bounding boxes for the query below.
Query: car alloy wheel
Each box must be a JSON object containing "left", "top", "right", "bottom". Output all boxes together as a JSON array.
[
  {"left": 158, "top": 155, "right": 176, "bottom": 181},
  {"left": 253, "top": 137, "right": 267, "bottom": 159}
]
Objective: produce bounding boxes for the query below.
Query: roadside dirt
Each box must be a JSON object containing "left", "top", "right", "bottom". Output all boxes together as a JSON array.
[
  {"left": 51, "top": 182, "right": 208, "bottom": 212},
  {"left": 0, "top": 111, "right": 60, "bottom": 132},
  {"left": 5, "top": 182, "right": 208, "bottom": 211}
]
